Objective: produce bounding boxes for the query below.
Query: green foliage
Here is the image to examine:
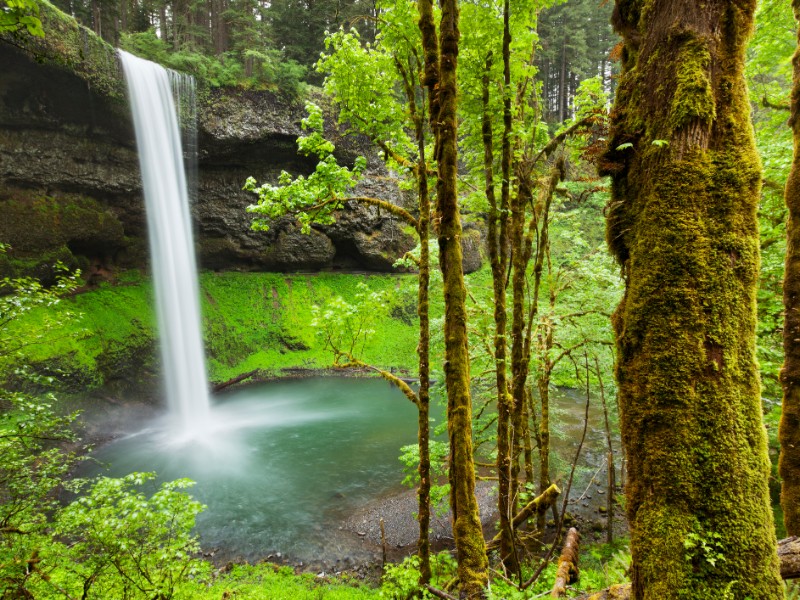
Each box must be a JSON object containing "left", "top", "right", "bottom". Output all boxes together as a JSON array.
[
  {"left": 52, "top": 473, "right": 208, "bottom": 599},
  {"left": 399, "top": 440, "right": 449, "bottom": 516},
  {"left": 245, "top": 103, "right": 367, "bottom": 233},
  {"left": 317, "top": 22, "right": 417, "bottom": 162},
  {"left": 118, "top": 31, "right": 308, "bottom": 94},
  {"left": 535, "top": 0, "right": 616, "bottom": 121},
  {"left": 5, "top": 271, "right": 422, "bottom": 386},
  {"left": 683, "top": 530, "right": 726, "bottom": 570},
  {"left": 380, "top": 552, "right": 456, "bottom": 600},
  {"left": 786, "top": 580, "right": 800, "bottom": 600},
  {"left": 0, "top": 260, "right": 81, "bottom": 377},
  {"left": 746, "top": 0, "right": 793, "bottom": 403},
  {"left": 179, "top": 562, "right": 381, "bottom": 599},
  {"left": 0, "top": 0, "right": 44, "bottom": 36},
  {"left": 311, "top": 281, "right": 390, "bottom": 360},
  {"left": 0, "top": 258, "right": 209, "bottom": 599},
  {"left": 244, "top": 49, "right": 307, "bottom": 98},
  {"left": 0, "top": 395, "right": 82, "bottom": 598},
  {"left": 200, "top": 272, "right": 420, "bottom": 380},
  {"left": 119, "top": 31, "right": 244, "bottom": 87}
]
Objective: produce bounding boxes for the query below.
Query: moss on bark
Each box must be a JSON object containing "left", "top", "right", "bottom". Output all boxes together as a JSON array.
[
  {"left": 601, "top": 0, "right": 782, "bottom": 597},
  {"left": 418, "top": 0, "right": 488, "bottom": 595},
  {"left": 780, "top": 0, "right": 800, "bottom": 540}
]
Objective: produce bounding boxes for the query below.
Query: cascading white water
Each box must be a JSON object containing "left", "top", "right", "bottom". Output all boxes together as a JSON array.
[{"left": 119, "top": 50, "right": 211, "bottom": 434}]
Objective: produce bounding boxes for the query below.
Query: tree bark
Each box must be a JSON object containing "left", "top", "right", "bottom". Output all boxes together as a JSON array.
[
  {"left": 599, "top": 0, "right": 782, "bottom": 597},
  {"left": 781, "top": 0, "right": 800, "bottom": 540},
  {"left": 418, "top": 0, "right": 488, "bottom": 595},
  {"left": 574, "top": 538, "right": 800, "bottom": 600}
]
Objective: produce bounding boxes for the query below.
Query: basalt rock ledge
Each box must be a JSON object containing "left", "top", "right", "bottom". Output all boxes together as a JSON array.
[{"left": 0, "top": 7, "right": 479, "bottom": 281}]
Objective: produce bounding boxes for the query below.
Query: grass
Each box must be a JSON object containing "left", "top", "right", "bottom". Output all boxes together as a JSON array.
[{"left": 181, "top": 564, "right": 381, "bottom": 599}]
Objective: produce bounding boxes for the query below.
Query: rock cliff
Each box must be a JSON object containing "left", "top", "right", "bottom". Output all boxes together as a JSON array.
[{"left": 0, "top": 3, "right": 445, "bottom": 281}]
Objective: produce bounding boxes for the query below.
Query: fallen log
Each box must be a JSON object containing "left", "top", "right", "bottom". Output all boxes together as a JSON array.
[
  {"left": 485, "top": 484, "right": 560, "bottom": 552},
  {"left": 212, "top": 369, "right": 258, "bottom": 392},
  {"left": 573, "top": 537, "right": 800, "bottom": 600},
  {"left": 552, "top": 527, "right": 581, "bottom": 597},
  {"left": 574, "top": 584, "right": 631, "bottom": 600},
  {"left": 780, "top": 536, "right": 800, "bottom": 579}
]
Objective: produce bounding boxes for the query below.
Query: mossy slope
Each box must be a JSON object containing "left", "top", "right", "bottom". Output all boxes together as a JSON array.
[{"left": 7, "top": 271, "right": 419, "bottom": 394}]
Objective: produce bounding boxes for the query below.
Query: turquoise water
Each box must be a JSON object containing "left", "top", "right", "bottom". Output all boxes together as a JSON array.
[{"left": 84, "top": 377, "right": 419, "bottom": 562}]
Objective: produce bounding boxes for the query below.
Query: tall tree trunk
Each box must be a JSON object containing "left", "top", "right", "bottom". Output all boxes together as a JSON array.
[
  {"left": 600, "top": 0, "right": 782, "bottom": 597},
  {"left": 414, "top": 88, "right": 433, "bottom": 589},
  {"left": 120, "top": 0, "right": 127, "bottom": 36},
  {"left": 558, "top": 36, "right": 567, "bottom": 122},
  {"left": 419, "top": 0, "right": 488, "bottom": 596},
  {"left": 92, "top": 0, "right": 102, "bottom": 37},
  {"left": 488, "top": 0, "right": 516, "bottom": 573},
  {"left": 211, "top": 0, "right": 228, "bottom": 54},
  {"left": 160, "top": 5, "right": 168, "bottom": 42},
  {"left": 781, "top": 0, "right": 800, "bottom": 539},
  {"left": 536, "top": 317, "right": 553, "bottom": 533}
]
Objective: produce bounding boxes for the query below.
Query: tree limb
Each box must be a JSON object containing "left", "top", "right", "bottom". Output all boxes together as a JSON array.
[{"left": 344, "top": 196, "right": 419, "bottom": 230}]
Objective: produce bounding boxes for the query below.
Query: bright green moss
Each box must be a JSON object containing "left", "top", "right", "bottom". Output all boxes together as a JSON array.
[
  {"left": 7, "top": 271, "right": 422, "bottom": 392},
  {"left": 669, "top": 39, "right": 716, "bottom": 131}
]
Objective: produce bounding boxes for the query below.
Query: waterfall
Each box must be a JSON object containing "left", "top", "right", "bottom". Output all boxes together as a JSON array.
[{"left": 119, "top": 50, "right": 211, "bottom": 434}]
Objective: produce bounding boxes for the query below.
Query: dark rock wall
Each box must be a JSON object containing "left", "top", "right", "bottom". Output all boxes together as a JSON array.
[{"left": 0, "top": 33, "right": 420, "bottom": 279}]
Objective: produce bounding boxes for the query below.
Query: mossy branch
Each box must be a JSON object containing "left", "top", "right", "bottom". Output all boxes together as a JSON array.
[
  {"left": 530, "top": 114, "right": 600, "bottom": 170},
  {"left": 345, "top": 196, "right": 419, "bottom": 230},
  {"left": 551, "top": 527, "right": 581, "bottom": 598},
  {"left": 333, "top": 352, "right": 419, "bottom": 408},
  {"left": 762, "top": 95, "right": 790, "bottom": 112},
  {"left": 485, "top": 483, "right": 560, "bottom": 551}
]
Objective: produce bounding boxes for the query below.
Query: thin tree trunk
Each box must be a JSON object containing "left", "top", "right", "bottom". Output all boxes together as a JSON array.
[
  {"left": 414, "top": 89, "right": 433, "bottom": 588},
  {"left": 419, "top": 0, "right": 488, "bottom": 595},
  {"left": 558, "top": 37, "right": 567, "bottom": 122},
  {"left": 484, "top": 0, "right": 515, "bottom": 572},
  {"left": 599, "top": 0, "right": 782, "bottom": 596},
  {"left": 536, "top": 319, "right": 553, "bottom": 534},
  {"left": 595, "top": 354, "right": 614, "bottom": 544},
  {"left": 781, "top": 0, "right": 800, "bottom": 539}
]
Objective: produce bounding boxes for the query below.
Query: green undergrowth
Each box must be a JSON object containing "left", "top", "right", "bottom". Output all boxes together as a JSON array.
[
  {"left": 200, "top": 271, "right": 419, "bottom": 381},
  {"left": 6, "top": 270, "right": 421, "bottom": 390},
  {"left": 181, "top": 563, "right": 381, "bottom": 599}
]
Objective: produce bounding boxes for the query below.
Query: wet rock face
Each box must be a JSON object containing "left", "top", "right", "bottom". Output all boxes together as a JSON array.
[{"left": 0, "top": 44, "right": 420, "bottom": 277}]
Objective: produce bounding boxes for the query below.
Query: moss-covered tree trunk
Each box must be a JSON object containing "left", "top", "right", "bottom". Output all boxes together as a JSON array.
[
  {"left": 415, "top": 111, "right": 433, "bottom": 587},
  {"left": 483, "top": 0, "right": 516, "bottom": 571},
  {"left": 419, "top": 0, "right": 488, "bottom": 596},
  {"left": 600, "top": 0, "right": 782, "bottom": 597},
  {"left": 780, "top": 0, "right": 800, "bottom": 539}
]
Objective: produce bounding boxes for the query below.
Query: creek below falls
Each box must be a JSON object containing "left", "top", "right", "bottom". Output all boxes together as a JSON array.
[{"left": 78, "top": 377, "right": 616, "bottom": 569}]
